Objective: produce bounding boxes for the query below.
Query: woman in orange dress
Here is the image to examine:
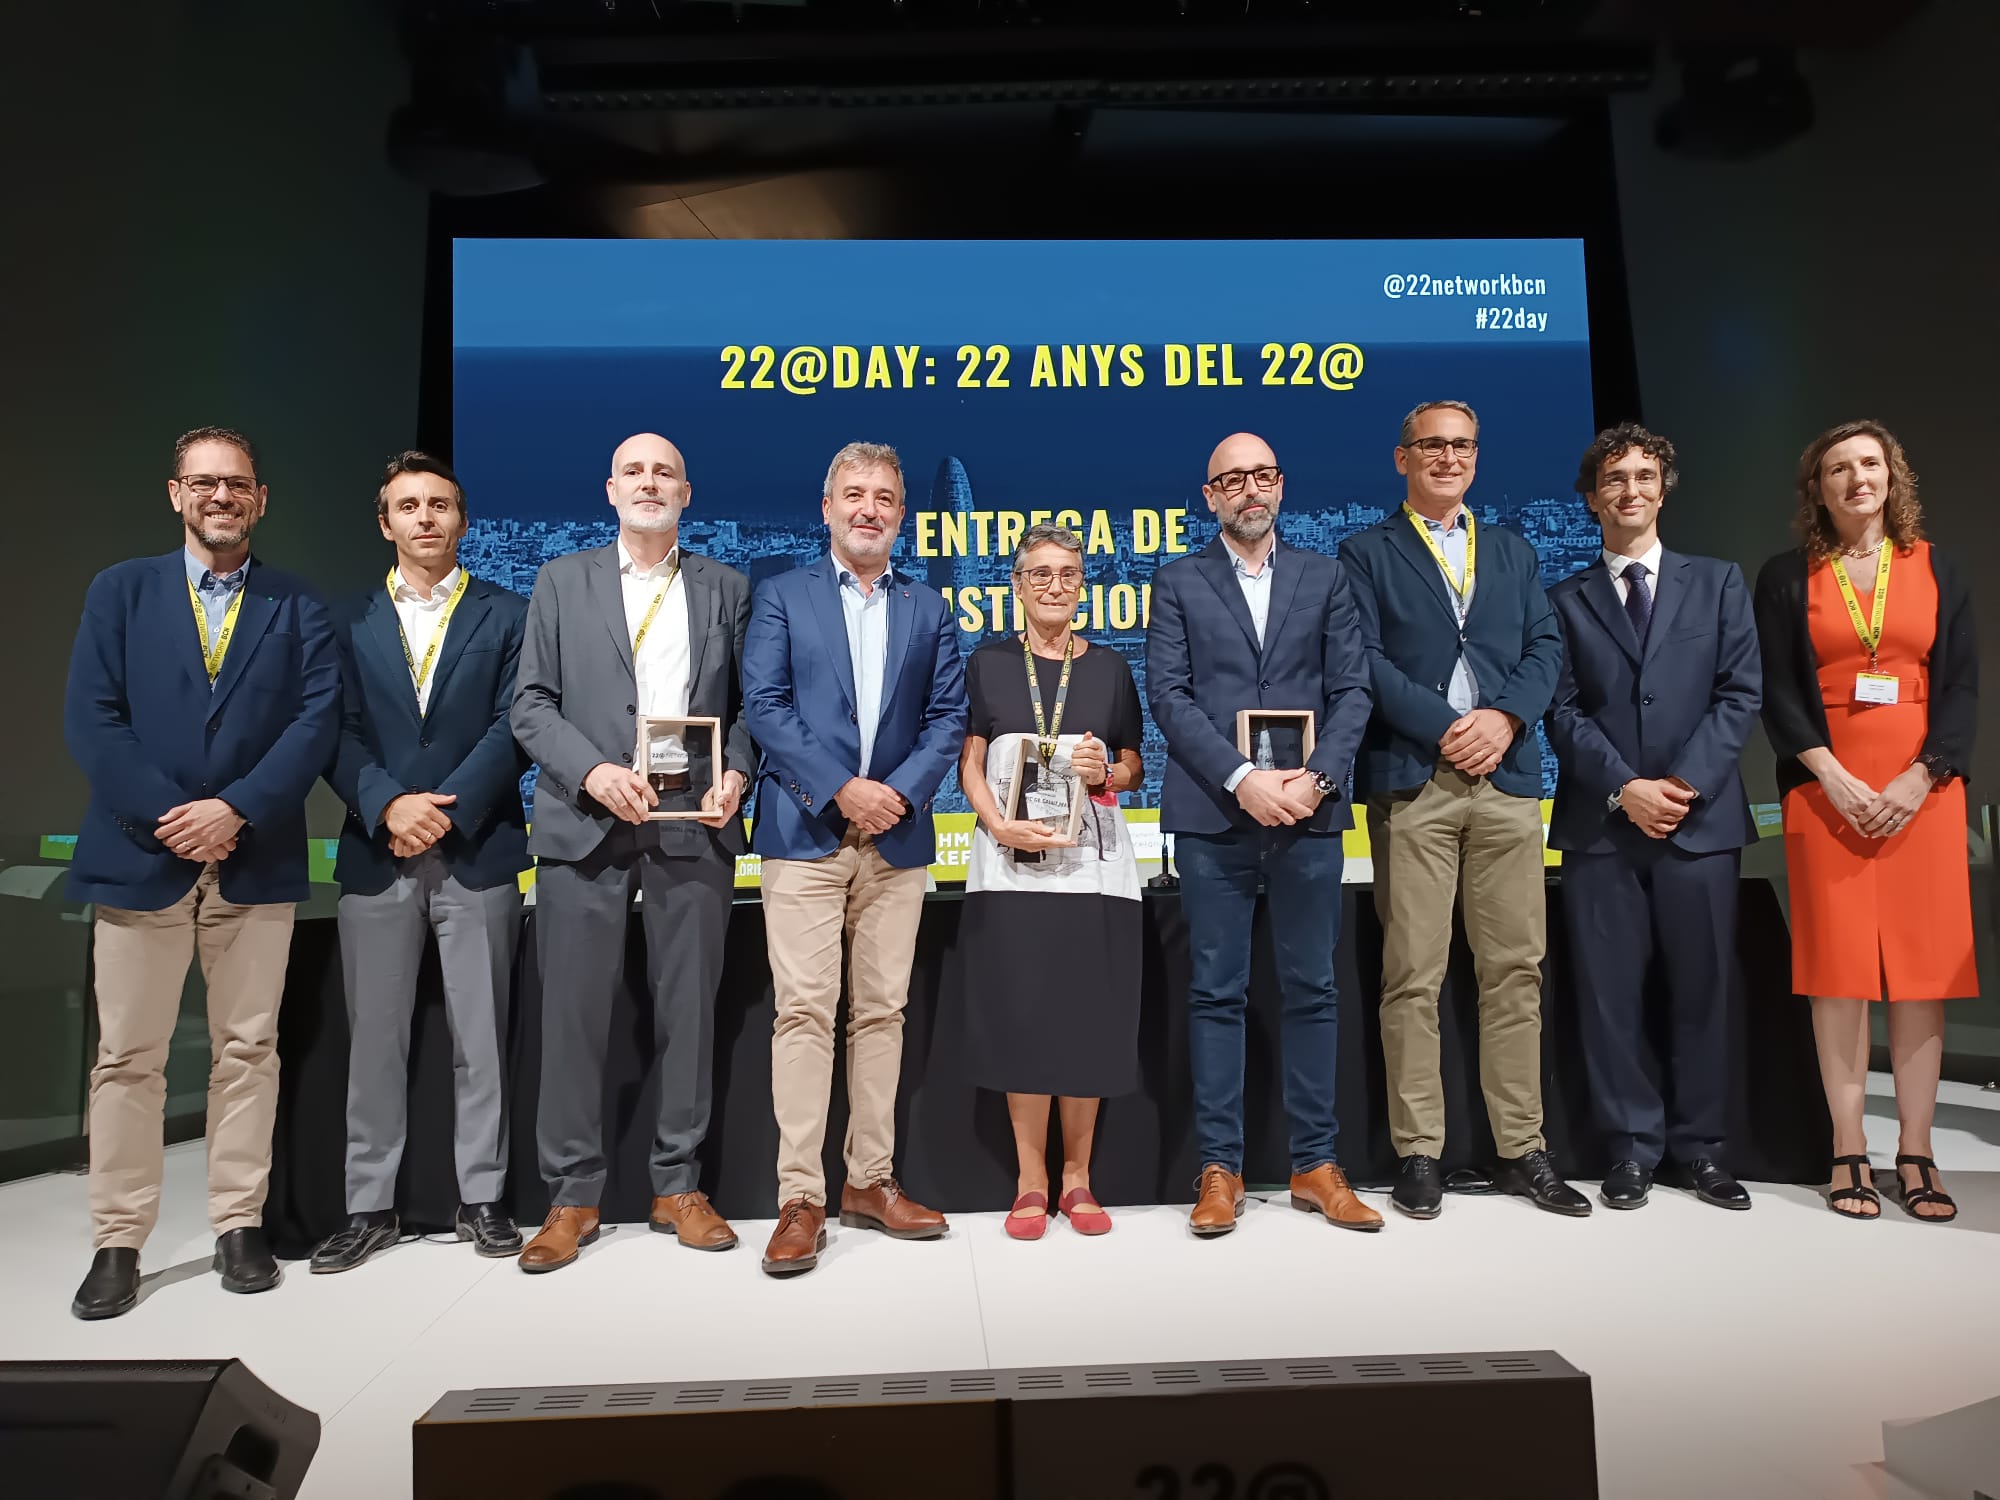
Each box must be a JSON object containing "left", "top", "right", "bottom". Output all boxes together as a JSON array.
[{"left": 1754, "top": 419, "right": 1977, "bottom": 1223}]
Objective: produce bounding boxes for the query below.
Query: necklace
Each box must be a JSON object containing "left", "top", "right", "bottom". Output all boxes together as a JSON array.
[{"left": 1838, "top": 538, "right": 1884, "bottom": 559}]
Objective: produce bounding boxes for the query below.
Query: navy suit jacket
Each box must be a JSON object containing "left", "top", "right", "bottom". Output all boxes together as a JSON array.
[
  {"left": 325, "top": 573, "right": 531, "bottom": 896},
  {"left": 1339, "top": 511, "right": 1562, "bottom": 801},
  {"left": 63, "top": 551, "right": 341, "bottom": 909},
  {"left": 1146, "top": 538, "right": 1372, "bottom": 835},
  {"left": 742, "top": 557, "right": 967, "bottom": 870},
  {"left": 1546, "top": 550, "right": 1761, "bottom": 854}
]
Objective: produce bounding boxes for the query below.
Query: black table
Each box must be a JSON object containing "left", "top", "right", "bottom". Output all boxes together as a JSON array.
[{"left": 265, "top": 878, "right": 1829, "bottom": 1258}]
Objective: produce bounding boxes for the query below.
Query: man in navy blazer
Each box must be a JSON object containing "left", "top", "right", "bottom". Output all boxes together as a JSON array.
[
  {"left": 1547, "top": 423, "right": 1760, "bottom": 1212},
  {"left": 1147, "top": 432, "right": 1381, "bottom": 1238},
  {"left": 1341, "top": 400, "right": 1588, "bottom": 1219},
  {"left": 742, "top": 441, "right": 967, "bottom": 1276},
  {"left": 62, "top": 426, "right": 340, "bottom": 1319},
  {"left": 312, "top": 453, "right": 531, "bottom": 1275}
]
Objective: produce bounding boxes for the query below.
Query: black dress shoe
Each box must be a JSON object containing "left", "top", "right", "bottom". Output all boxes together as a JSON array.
[
  {"left": 310, "top": 1211, "right": 400, "bottom": 1274},
  {"left": 1682, "top": 1157, "right": 1752, "bottom": 1211},
  {"left": 456, "top": 1202, "right": 524, "bottom": 1257},
  {"left": 1392, "top": 1154, "right": 1444, "bottom": 1219},
  {"left": 1599, "top": 1160, "right": 1653, "bottom": 1209},
  {"left": 213, "top": 1227, "right": 282, "bottom": 1294},
  {"left": 71, "top": 1248, "right": 140, "bottom": 1320},
  {"left": 1494, "top": 1150, "right": 1593, "bottom": 1217}
]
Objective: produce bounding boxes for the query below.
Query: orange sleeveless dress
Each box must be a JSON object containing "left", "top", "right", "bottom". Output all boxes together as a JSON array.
[{"left": 1782, "top": 541, "right": 1975, "bottom": 1000}]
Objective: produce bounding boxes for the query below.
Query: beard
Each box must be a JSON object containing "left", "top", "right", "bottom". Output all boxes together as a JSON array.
[
  {"left": 836, "top": 521, "right": 891, "bottom": 557},
  {"left": 620, "top": 496, "right": 682, "bottom": 534},
  {"left": 185, "top": 504, "right": 256, "bottom": 550},
  {"left": 1220, "top": 501, "right": 1276, "bottom": 544}
]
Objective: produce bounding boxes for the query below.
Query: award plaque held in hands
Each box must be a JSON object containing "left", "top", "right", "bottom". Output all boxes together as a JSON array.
[
  {"left": 1235, "top": 710, "right": 1316, "bottom": 772},
  {"left": 1002, "top": 733, "right": 1087, "bottom": 843},
  {"left": 634, "top": 714, "right": 723, "bottom": 820}
]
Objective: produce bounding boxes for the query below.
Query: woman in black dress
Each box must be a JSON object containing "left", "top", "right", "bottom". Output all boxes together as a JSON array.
[{"left": 958, "top": 524, "right": 1146, "bottom": 1240}]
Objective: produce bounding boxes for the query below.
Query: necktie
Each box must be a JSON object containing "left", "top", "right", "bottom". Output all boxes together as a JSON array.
[{"left": 1623, "top": 561, "right": 1653, "bottom": 646}]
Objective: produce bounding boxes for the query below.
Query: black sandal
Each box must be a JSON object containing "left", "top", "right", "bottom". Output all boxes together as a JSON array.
[
  {"left": 1827, "top": 1155, "right": 1880, "bottom": 1220},
  {"left": 1892, "top": 1154, "right": 1958, "bottom": 1224}
]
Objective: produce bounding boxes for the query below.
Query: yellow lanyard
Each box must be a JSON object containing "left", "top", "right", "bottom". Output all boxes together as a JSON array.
[
  {"left": 1829, "top": 545, "right": 1892, "bottom": 670},
  {"left": 187, "top": 576, "right": 247, "bottom": 683},
  {"left": 388, "top": 567, "right": 472, "bottom": 693},
  {"left": 630, "top": 554, "right": 681, "bottom": 655},
  {"left": 1404, "top": 504, "right": 1476, "bottom": 600}
]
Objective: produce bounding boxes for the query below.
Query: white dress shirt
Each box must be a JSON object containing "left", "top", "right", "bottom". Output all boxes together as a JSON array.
[
  {"left": 391, "top": 564, "right": 463, "bottom": 716},
  {"left": 837, "top": 560, "right": 894, "bottom": 779},
  {"left": 1220, "top": 536, "right": 1275, "bottom": 793},
  {"left": 620, "top": 540, "right": 691, "bottom": 770},
  {"left": 1602, "top": 538, "right": 1664, "bottom": 607}
]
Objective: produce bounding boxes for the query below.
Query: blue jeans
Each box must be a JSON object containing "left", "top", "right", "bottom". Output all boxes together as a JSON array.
[{"left": 1176, "top": 829, "right": 1345, "bottom": 1177}]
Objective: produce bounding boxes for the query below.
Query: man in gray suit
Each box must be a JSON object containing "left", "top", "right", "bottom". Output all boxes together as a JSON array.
[{"left": 510, "top": 432, "right": 757, "bottom": 1272}]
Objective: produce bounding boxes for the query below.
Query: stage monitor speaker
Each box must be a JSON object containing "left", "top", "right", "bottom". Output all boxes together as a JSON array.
[
  {"left": 0, "top": 1358, "right": 320, "bottom": 1500},
  {"left": 414, "top": 1351, "right": 1596, "bottom": 1499}
]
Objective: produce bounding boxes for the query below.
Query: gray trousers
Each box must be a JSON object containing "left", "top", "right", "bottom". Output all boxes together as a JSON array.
[
  {"left": 338, "top": 851, "right": 521, "bottom": 1213},
  {"left": 535, "top": 826, "right": 735, "bottom": 1207}
]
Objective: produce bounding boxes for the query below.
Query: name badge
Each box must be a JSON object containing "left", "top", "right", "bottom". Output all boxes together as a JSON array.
[{"left": 1854, "top": 672, "right": 1900, "bottom": 705}]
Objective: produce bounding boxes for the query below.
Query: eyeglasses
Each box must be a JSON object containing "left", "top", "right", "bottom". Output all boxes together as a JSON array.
[
  {"left": 1596, "top": 473, "right": 1659, "bottom": 496},
  {"left": 1019, "top": 566, "right": 1084, "bottom": 591},
  {"left": 176, "top": 474, "right": 258, "bottom": 498},
  {"left": 1402, "top": 437, "right": 1479, "bottom": 458},
  {"left": 1206, "top": 465, "right": 1283, "bottom": 497}
]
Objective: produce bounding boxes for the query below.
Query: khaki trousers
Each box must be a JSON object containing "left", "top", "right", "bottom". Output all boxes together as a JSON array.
[
  {"left": 1371, "top": 762, "right": 1547, "bottom": 1159},
  {"left": 761, "top": 829, "right": 927, "bottom": 1207},
  {"left": 87, "top": 866, "right": 295, "bottom": 1249}
]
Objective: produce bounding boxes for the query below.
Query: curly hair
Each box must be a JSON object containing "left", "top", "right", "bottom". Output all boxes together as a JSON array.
[
  {"left": 1794, "top": 419, "right": 1924, "bottom": 562},
  {"left": 1573, "top": 422, "right": 1678, "bottom": 497}
]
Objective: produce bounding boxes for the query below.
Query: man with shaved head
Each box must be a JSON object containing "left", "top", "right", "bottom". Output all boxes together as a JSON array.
[
  {"left": 509, "top": 432, "right": 758, "bottom": 1271},
  {"left": 1147, "top": 432, "right": 1379, "bottom": 1239}
]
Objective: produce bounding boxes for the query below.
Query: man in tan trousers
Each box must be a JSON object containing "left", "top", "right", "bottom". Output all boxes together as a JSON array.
[
  {"left": 62, "top": 426, "right": 341, "bottom": 1317},
  {"left": 740, "top": 442, "right": 968, "bottom": 1276},
  {"left": 1339, "top": 401, "right": 1589, "bottom": 1220}
]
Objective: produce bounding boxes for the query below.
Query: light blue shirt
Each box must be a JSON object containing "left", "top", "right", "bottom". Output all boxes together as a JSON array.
[
  {"left": 837, "top": 561, "right": 893, "bottom": 779},
  {"left": 1222, "top": 540, "right": 1276, "bottom": 793},
  {"left": 183, "top": 548, "right": 249, "bottom": 692},
  {"left": 1417, "top": 510, "right": 1480, "bottom": 714}
]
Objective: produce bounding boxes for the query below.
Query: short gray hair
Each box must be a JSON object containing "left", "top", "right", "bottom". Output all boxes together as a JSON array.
[
  {"left": 1011, "top": 522, "right": 1085, "bottom": 575},
  {"left": 1398, "top": 400, "right": 1479, "bottom": 446},
  {"left": 822, "top": 441, "right": 904, "bottom": 501}
]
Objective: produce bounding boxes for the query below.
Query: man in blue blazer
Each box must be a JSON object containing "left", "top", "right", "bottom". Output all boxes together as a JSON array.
[
  {"left": 1547, "top": 424, "right": 1760, "bottom": 1211},
  {"left": 1148, "top": 432, "right": 1382, "bottom": 1238},
  {"left": 1341, "top": 400, "right": 1588, "bottom": 1219},
  {"left": 312, "top": 453, "right": 531, "bottom": 1275},
  {"left": 742, "top": 441, "right": 967, "bottom": 1276},
  {"left": 62, "top": 426, "right": 340, "bottom": 1319}
]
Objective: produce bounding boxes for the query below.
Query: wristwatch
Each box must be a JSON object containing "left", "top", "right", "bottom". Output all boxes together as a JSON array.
[
  {"left": 1311, "top": 771, "right": 1339, "bottom": 799},
  {"left": 1607, "top": 781, "right": 1630, "bottom": 813}
]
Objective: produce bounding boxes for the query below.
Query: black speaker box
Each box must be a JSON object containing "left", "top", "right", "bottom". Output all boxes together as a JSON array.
[
  {"left": 0, "top": 1358, "right": 320, "bottom": 1500},
  {"left": 413, "top": 1351, "right": 1596, "bottom": 1499}
]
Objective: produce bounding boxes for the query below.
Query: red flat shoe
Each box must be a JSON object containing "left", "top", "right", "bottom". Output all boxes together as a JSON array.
[
  {"left": 1059, "top": 1187, "right": 1112, "bottom": 1236},
  {"left": 1004, "top": 1192, "right": 1049, "bottom": 1241}
]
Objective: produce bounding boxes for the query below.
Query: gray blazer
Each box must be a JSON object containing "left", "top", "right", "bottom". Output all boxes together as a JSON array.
[{"left": 511, "top": 543, "right": 757, "bottom": 863}]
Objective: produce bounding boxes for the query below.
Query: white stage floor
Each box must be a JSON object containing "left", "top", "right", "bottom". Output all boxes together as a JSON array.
[{"left": 5, "top": 1075, "right": 1997, "bottom": 1500}]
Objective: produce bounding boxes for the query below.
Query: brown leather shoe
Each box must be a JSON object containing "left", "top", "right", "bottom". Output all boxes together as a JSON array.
[
  {"left": 1189, "top": 1165, "right": 1245, "bottom": 1237},
  {"left": 761, "top": 1199, "right": 827, "bottom": 1276},
  {"left": 1290, "top": 1163, "right": 1384, "bottom": 1233},
  {"left": 650, "top": 1191, "right": 738, "bottom": 1251},
  {"left": 838, "top": 1178, "right": 948, "bottom": 1240},
  {"left": 518, "top": 1206, "right": 600, "bottom": 1273}
]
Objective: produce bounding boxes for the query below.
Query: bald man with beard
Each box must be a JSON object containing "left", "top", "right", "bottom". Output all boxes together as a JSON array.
[
  {"left": 1146, "top": 432, "right": 1380, "bottom": 1239},
  {"left": 510, "top": 433, "right": 758, "bottom": 1272}
]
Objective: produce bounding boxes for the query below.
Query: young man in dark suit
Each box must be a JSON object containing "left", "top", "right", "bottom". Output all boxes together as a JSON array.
[
  {"left": 1341, "top": 400, "right": 1587, "bottom": 1219},
  {"left": 1546, "top": 423, "right": 1760, "bottom": 1210},
  {"left": 1147, "top": 431, "right": 1380, "bottom": 1238},
  {"left": 314, "top": 452, "right": 532, "bottom": 1273},
  {"left": 63, "top": 425, "right": 341, "bottom": 1317}
]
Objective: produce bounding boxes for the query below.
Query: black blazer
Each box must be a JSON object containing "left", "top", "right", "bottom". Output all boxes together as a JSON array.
[
  {"left": 1545, "top": 551, "right": 1760, "bottom": 855},
  {"left": 1752, "top": 542, "right": 1976, "bottom": 799}
]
